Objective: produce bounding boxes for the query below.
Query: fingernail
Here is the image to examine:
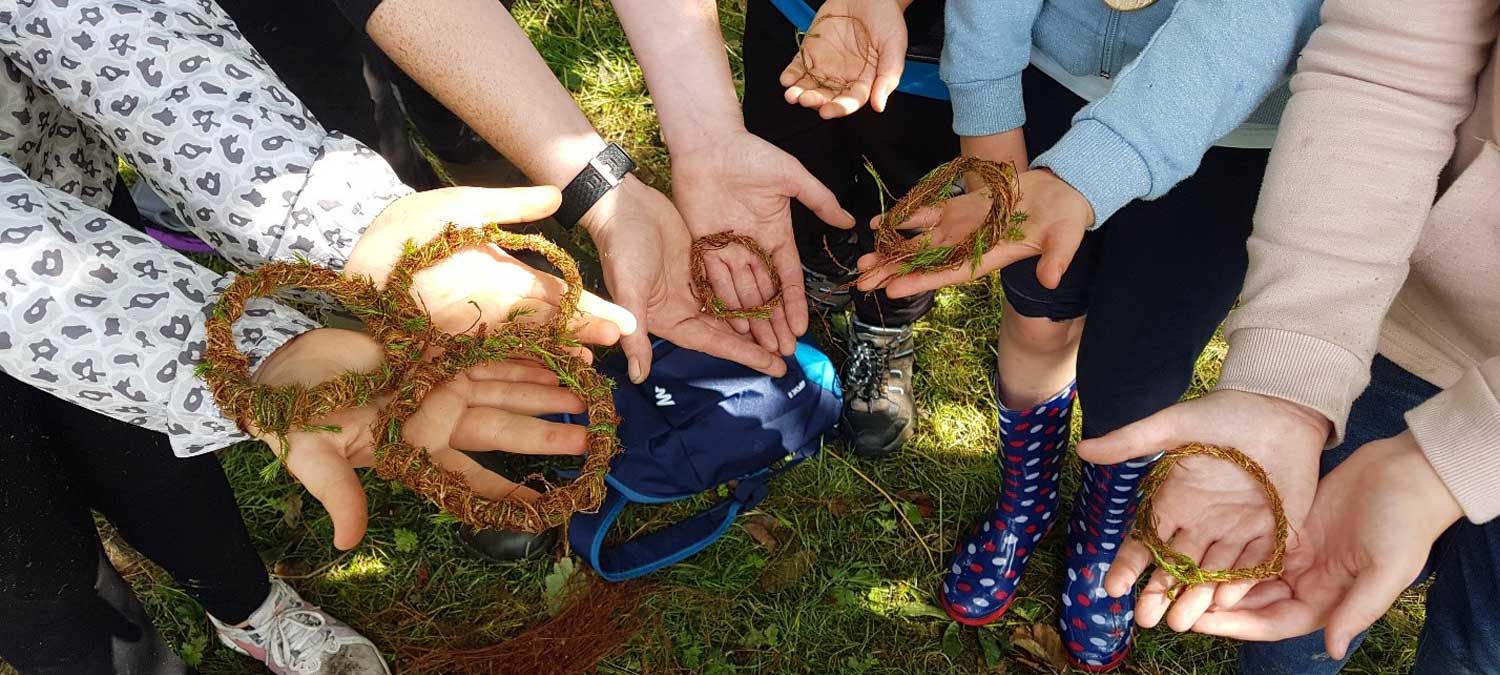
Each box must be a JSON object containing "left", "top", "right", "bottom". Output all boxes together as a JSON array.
[
  {"left": 842, "top": 209, "right": 856, "bottom": 225},
  {"left": 628, "top": 358, "right": 643, "bottom": 384}
]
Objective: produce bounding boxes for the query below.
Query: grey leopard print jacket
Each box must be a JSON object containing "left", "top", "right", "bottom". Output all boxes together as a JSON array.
[{"left": 0, "top": 0, "right": 411, "bottom": 456}]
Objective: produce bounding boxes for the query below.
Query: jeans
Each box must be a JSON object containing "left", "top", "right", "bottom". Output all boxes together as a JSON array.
[{"left": 1239, "top": 356, "right": 1500, "bottom": 674}]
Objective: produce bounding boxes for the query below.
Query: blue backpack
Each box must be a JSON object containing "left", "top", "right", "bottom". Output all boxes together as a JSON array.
[{"left": 559, "top": 339, "right": 841, "bottom": 581}]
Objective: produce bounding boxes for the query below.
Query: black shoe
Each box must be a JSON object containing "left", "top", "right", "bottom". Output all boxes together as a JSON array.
[
  {"left": 456, "top": 522, "right": 559, "bottom": 562},
  {"left": 841, "top": 317, "right": 917, "bottom": 458},
  {"left": 803, "top": 265, "right": 854, "bottom": 316}
]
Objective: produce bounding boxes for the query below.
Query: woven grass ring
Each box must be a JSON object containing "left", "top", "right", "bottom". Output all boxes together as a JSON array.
[
  {"left": 863, "top": 156, "right": 1027, "bottom": 283},
  {"left": 689, "top": 231, "right": 784, "bottom": 320},
  {"left": 1134, "top": 443, "right": 1289, "bottom": 595},
  {"left": 370, "top": 225, "right": 621, "bottom": 532}
]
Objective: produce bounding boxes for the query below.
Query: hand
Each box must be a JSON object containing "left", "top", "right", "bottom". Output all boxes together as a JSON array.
[
  {"left": 854, "top": 168, "right": 1091, "bottom": 298},
  {"left": 253, "top": 328, "right": 590, "bottom": 550},
  {"left": 780, "top": 0, "right": 912, "bottom": 117},
  {"left": 346, "top": 186, "right": 639, "bottom": 356},
  {"left": 1075, "top": 390, "right": 1332, "bottom": 632},
  {"left": 672, "top": 130, "right": 854, "bottom": 355},
  {"left": 582, "top": 175, "right": 789, "bottom": 382},
  {"left": 1192, "top": 432, "right": 1462, "bottom": 659}
]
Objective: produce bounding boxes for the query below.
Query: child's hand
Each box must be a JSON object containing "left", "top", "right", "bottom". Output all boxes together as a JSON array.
[
  {"left": 1191, "top": 432, "right": 1463, "bottom": 659},
  {"left": 854, "top": 168, "right": 1089, "bottom": 296},
  {"left": 781, "top": 0, "right": 912, "bottom": 118},
  {"left": 252, "top": 328, "right": 589, "bottom": 550}
]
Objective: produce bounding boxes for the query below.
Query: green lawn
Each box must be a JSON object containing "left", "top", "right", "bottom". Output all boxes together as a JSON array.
[{"left": 90, "top": 1, "right": 1426, "bottom": 673}]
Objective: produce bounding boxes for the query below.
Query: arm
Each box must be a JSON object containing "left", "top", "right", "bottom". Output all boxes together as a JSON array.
[
  {"left": 1408, "top": 356, "right": 1500, "bottom": 523},
  {"left": 940, "top": 0, "right": 1045, "bottom": 138},
  {"left": 1216, "top": 0, "right": 1498, "bottom": 440},
  {"left": 0, "top": 158, "right": 316, "bottom": 456},
  {"left": 1032, "top": 0, "right": 1321, "bottom": 226},
  {"left": 0, "top": 0, "right": 410, "bottom": 272}
]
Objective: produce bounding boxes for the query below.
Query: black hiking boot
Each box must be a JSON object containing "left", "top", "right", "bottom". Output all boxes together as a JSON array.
[
  {"left": 841, "top": 317, "right": 917, "bottom": 458},
  {"left": 803, "top": 265, "right": 854, "bottom": 316}
]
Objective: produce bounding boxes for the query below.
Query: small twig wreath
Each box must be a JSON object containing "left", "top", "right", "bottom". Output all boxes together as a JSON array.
[
  {"left": 689, "top": 231, "right": 784, "bottom": 320},
  {"left": 858, "top": 156, "right": 1028, "bottom": 285},
  {"left": 794, "top": 14, "right": 876, "bottom": 95},
  {"left": 1134, "top": 443, "right": 1289, "bottom": 597},
  {"left": 200, "top": 224, "right": 620, "bottom": 533}
]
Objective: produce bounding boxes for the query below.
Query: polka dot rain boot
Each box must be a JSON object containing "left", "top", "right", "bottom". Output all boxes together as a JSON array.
[
  {"left": 1060, "top": 453, "right": 1160, "bottom": 672},
  {"left": 939, "top": 382, "right": 1075, "bottom": 625}
]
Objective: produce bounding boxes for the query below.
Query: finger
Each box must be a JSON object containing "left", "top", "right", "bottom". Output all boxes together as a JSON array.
[
  {"left": 784, "top": 83, "right": 807, "bottom": 105},
  {"left": 1104, "top": 536, "right": 1155, "bottom": 599},
  {"left": 870, "top": 33, "right": 907, "bottom": 113},
  {"left": 467, "top": 381, "right": 586, "bottom": 416},
  {"left": 787, "top": 161, "right": 855, "bottom": 229},
  {"left": 577, "top": 288, "right": 639, "bottom": 339},
  {"left": 880, "top": 243, "right": 1027, "bottom": 298},
  {"left": 283, "top": 443, "right": 369, "bottom": 551},
  {"left": 797, "top": 86, "right": 831, "bottom": 110},
  {"left": 464, "top": 360, "right": 560, "bottom": 386},
  {"left": 822, "top": 80, "right": 871, "bottom": 119},
  {"left": 426, "top": 447, "right": 542, "bottom": 502},
  {"left": 666, "top": 318, "right": 786, "bottom": 378},
  {"left": 773, "top": 243, "right": 810, "bottom": 336},
  {"left": 1035, "top": 220, "right": 1086, "bottom": 291},
  {"left": 1213, "top": 536, "right": 1277, "bottom": 611},
  {"left": 752, "top": 261, "right": 797, "bottom": 355},
  {"left": 450, "top": 408, "right": 589, "bottom": 455},
  {"left": 415, "top": 185, "right": 563, "bottom": 227},
  {"left": 1217, "top": 577, "right": 1295, "bottom": 612},
  {"left": 614, "top": 288, "right": 655, "bottom": 384},
  {"left": 780, "top": 59, "right": 806, "bottom": 89},
  {"left": 1165, "top": 539, "right": 1245, "bottom": 632},
  {"left": 1137, "top": 531, "right": 1207, "bottom": 630},
  {"left": 885, "top": 204, "right": 942, "bottom": 232},
  {"left": 707, "top": 258, "right": 751, "bottom": 334},
  {"left": 1076, "top": 405, "right": 1187, "bottom": 466},
  {"left": 1325, "top": 567, "right": 1410, "bottom": 660},
  {"left": 733, "top": 263, "right": 781, "bottom": 354},
  {"left": 1191, "top": 594, "right": 1321, "bottom": 642}
]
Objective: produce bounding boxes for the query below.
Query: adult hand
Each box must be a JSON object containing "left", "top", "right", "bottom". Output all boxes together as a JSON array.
[
  {"left": 1075, "top": 390, "right": 1332, "bottom": 632},
  {"left": 253, "top": 328, "right": 589, "bottom": 550},
  {"left": 346, "top": 186, "right": 639, "bottom": 356},
  {"left": 780, "top": 0, "right": 912, "bottom": 117},
  {"left": 672, "top": 130, "right": 854, "bottom": 355},
  {"left": 854, "top": 168, "right": 1090, "bottom": 298},
  {"left": 582, "top": 174, "right": 788, "bottom": 382},
  {"left": 1193, "top": 432, "right": 1461, "bottom": 659}
]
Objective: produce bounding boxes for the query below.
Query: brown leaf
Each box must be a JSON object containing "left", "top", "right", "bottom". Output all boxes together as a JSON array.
[
  {"left": 758, "top": 549, "right": 816, "bottom": 593},
  {"left": 1010, "top": 624, "right": 1068, "bottom": 670},
  {"left": 273, "top": 558, "right": 308, "bottom": 578},
  {"left": 825, "top": 497, "right": 851, "bottom": 517},
  {"left": 895, "top": 490, "right": 936, "bottom": 519},
  {"left": 742, "top": 515, "right": 784, "bottom": 552},
  {"left": 280, "top": 492, "right": 304, "bottom": 529},
  {"left": 413, "top": 563, "right": 431, "bottom": 591}
]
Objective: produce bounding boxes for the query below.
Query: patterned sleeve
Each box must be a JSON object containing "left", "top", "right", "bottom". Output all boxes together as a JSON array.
[
  {"left": 0, "top": 157, "right": 318, "bottom": 456},
  {"left": 0, "top": 0, "right": 411, "bottom": 273}
]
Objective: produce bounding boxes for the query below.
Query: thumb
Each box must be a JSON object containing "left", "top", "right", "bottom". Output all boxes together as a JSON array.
[
  {"left": 787, "top": 160, "right": 855, "bottom": 229},
  {"left": 1035, "top": 223, "right": 1084, "bottom": 290},
  {"left": 1325, "top": 566, "right": 1410, "bottom": 660},
  {"left": 871, "top": 32, "right": 907, "bottom": 113},
  {"left": 285, "top": 442, "right": 369, "bottom": 551},
  {"left": 409, "top": 185, "right": 564, "bottom": 227},
  {"left": 1077, "top": 406, "right": 1184, "bottom": 465},
  {"left": 613, "top": 286, "right": 654, "bottom": 384}
]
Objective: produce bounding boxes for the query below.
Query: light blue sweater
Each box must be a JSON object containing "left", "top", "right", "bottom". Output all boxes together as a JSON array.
[{"left": 942, "top": 0, "right": 1321, "bottom": 226}]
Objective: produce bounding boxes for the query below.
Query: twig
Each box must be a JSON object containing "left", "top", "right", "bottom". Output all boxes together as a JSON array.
[{"left": 825, "top": 447, "right": 938, "bottom": 566}]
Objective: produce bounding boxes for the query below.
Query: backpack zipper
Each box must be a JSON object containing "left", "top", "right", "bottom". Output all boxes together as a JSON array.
[{"left": 1099, "top": 10, "right": 1121, "bottom": 79}]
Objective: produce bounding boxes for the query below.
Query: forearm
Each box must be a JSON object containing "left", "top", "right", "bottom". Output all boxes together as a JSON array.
[
  {"left": 960, "top": 131, "right": 1029, "bottom": 168},
  {"left": 610, "top": 0, "right": 744, "bottom": 156},
  {"left": 366, "top": 0, "right": 610, "bottom": 189}
]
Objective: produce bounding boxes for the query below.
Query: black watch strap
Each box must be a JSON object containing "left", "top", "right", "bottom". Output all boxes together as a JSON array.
[{"left": 555, "top": 143, "right": 636, "bottom": 227}]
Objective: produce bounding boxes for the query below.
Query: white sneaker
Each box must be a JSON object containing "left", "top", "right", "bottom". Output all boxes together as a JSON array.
[{"left": 210, "top": 579, "right": 391, "bottom": 675}]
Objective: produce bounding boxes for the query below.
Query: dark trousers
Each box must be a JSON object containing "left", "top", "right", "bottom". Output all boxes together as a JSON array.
[
  {"left": 1239, "top": 356, "right": 1500, "bottom": 675},
  {"left": 741, "top": 0, "right": 957, "bottom": 328},
  {"left": 0, "top": 374, "right": 269, "bottom": 675},
  {"left": 1005, "top": 68, "right": 1267, "bottom": 439}
]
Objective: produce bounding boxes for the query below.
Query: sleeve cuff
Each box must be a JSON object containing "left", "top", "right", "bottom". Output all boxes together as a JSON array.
[
  {"left": 1407, "top": 365, "right": 1500, "bottom": 524},
  {"left": 1215, "top": 327, "right": 1371, "bottom": 446},
  {"left": 1032, "top": 119, "right": 1153, "bottom": 228},
  {"left": 947, "top": 74, "right": 1027, "bottom": 137}
]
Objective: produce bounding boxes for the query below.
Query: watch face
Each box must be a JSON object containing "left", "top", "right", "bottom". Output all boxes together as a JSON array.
[{"left": 1102, "top": 0, "right": 1157, "bottom": 10}]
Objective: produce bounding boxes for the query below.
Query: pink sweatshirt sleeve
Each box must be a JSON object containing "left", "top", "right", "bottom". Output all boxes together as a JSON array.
[{"left": 1215, "top": 0, "right": 1498, "bottom": 437}]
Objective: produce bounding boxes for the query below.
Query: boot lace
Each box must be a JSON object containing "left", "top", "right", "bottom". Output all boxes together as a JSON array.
[
  {"left": 264, "top": 603, "right": 339, "bottom": 674},
  {"left": 846, "top": 335, "right": 896, "bottom": 403}
]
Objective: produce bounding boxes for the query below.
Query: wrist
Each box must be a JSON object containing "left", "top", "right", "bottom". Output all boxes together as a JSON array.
[
  {"left": 541, "top": 134, "right": 611, "bottom": 189},
  {"left": 577, "top": 173, "right": 647, "bottom": 237},
  {"left": 1384, "top": 431, "right": 1466, "bottom": 527},
  {"left": 662, "top": 112, "right": 746, "bottom": 159}
]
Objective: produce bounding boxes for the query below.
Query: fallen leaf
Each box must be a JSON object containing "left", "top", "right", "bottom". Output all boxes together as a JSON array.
[
  {"left": 272, "top": 558, "right": 307, "bottom": 578},
  {"left": 758, "top": 548, "right": 816, "bottom": 592},
  {"left": 413, "top": 563, "right": 430, "bottom": 591},
  {"left": 543, "top": 557, "right": 578, "bottom": 615},
  {"left": 978, "top": 630, "right": 1005, "bottom": 672},
  {"left": 941, "top": 621, "right": 963, "bottom": 661},
  {"left": 826, "top": 497, "right": 851, "bottom": 517},
  {"left": 742, "top": 515, "right": 783, "bottom": 553},
  {"left": 1010, "top": 624, "right": 1068, "bottom": 670},
  {"left": 895, "top": 490, "right": 936, "bottom": 519},
  {"left": 280, "top": 492, "right": 303, "bottom": 529}
]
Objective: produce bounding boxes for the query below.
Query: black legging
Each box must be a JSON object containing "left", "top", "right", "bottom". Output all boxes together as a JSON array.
[{"left": 0, "top": 372, "right": 270, "bottom": 675}]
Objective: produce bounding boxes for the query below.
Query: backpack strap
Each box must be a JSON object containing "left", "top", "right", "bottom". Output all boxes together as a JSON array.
[{"left": 570, "top": 477, "right": 772, "bottom": 582}]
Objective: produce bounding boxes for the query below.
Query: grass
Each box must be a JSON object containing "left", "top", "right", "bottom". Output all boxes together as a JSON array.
[{"left": 28, "top": 1, "right": 1424, "bottom": 674}]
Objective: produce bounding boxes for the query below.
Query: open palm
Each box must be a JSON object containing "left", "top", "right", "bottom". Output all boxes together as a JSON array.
[{"left": 781, "top": 0, "right": 910, "bottom": 117}]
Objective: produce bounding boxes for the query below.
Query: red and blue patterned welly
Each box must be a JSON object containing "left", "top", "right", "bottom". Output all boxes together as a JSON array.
[
  {"left": 1060, "top": 453, "right": 1160, "bottom": 671},
  {"left": 939, "top": 382, "right": 1074, "bottom": 625}
]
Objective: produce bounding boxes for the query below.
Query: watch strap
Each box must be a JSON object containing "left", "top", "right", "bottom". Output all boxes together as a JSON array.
[{"left": 555, "top": 143, "right": 636, "bottom": 227}]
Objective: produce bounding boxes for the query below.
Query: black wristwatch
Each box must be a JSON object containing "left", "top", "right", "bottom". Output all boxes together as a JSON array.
[{"left": 554, "top": 143, "right": 637, "bottom": 228}]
